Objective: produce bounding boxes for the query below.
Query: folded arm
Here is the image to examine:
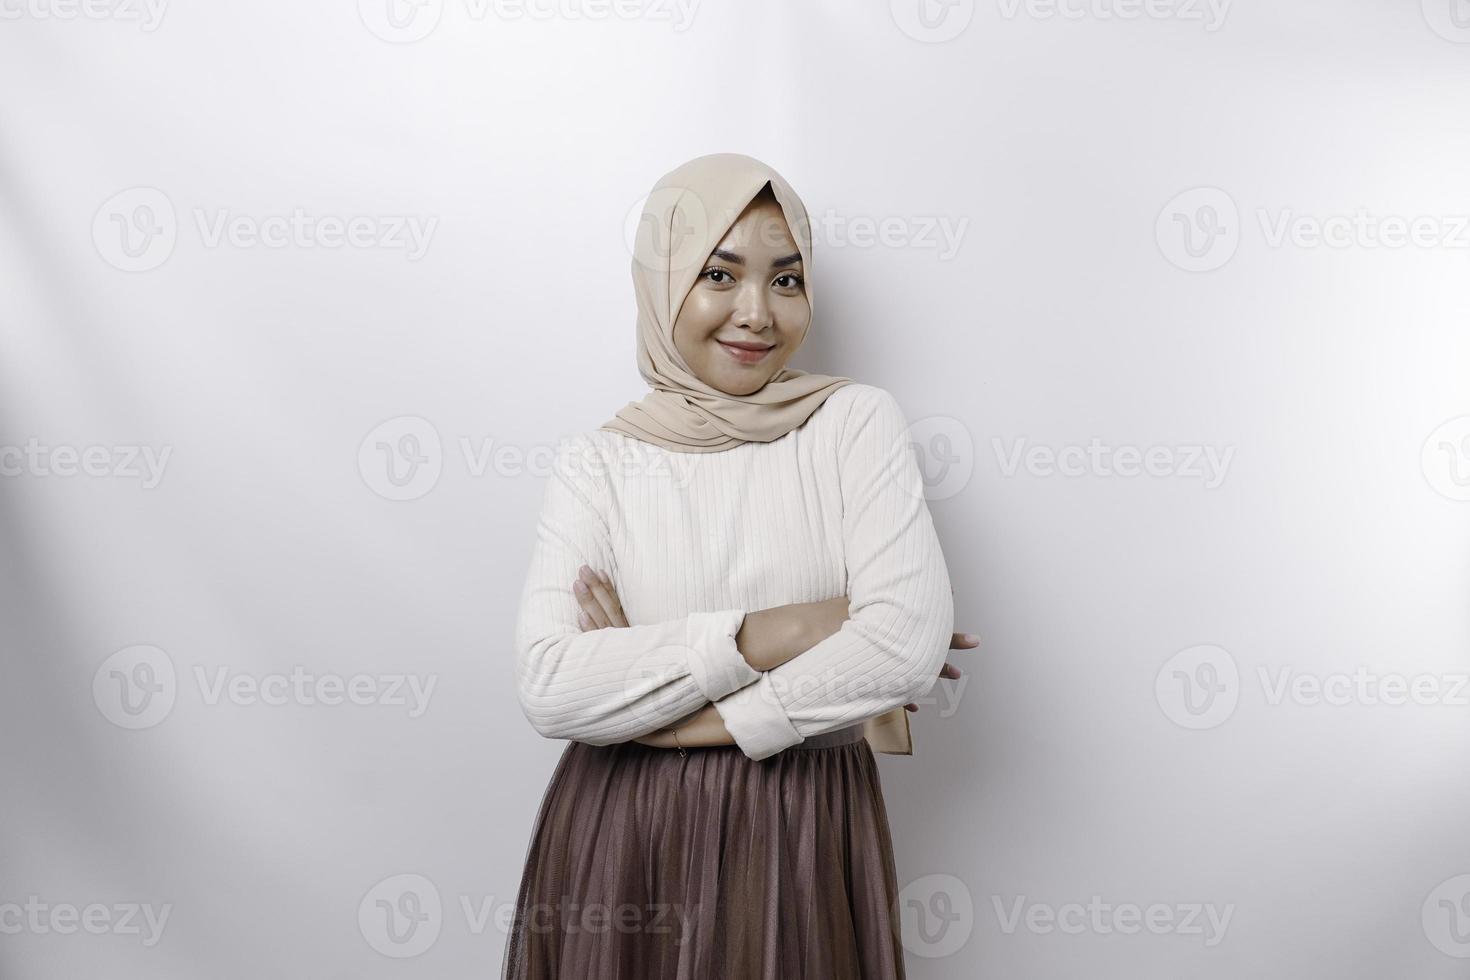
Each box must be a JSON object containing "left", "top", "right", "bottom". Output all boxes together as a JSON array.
[
  {"left": 513, "top": 435, "right": 763, "bottom": 744},
  {"left": 711, "top": 387, "right": 956, "bottom": 760}
]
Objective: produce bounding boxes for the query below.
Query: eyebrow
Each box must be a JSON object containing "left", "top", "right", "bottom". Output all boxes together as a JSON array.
[{"left": 708, "top": 248, "right": 803, "bottom": 269}]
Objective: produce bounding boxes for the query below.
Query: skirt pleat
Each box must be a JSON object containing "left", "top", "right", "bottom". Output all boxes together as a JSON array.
[{"left": 500, "top": 723, "right": 906, "bottom": 980}]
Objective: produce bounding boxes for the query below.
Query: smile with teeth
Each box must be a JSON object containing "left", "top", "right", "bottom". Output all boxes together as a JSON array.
[{"left": 717, "top": 339, "right": 775, "bottom": 364}]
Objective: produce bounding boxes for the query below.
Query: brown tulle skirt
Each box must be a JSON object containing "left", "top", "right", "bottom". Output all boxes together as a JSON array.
[{"left": 499, "top": 723, "right": 907, "bottom": 979}]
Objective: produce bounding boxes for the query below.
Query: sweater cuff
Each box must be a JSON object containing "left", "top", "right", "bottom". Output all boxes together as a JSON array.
[
  {"left": 712, "top": 672, "right": 804, "bottom": 760},
  {"left": 683, "top": 609, "right": 759, "bottom": 701}
]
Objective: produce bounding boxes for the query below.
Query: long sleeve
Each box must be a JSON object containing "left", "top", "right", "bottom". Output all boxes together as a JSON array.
[
  {"left": 513, "top": 435, "right": 762, "bottom": 744},
  {"left": 712, "top": 387, "right": 955, "bottom": 760}
]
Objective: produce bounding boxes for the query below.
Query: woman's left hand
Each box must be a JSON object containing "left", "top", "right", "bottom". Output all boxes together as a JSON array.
[{"left": 631, "top": 704, "right": 731, "bottom": 749}]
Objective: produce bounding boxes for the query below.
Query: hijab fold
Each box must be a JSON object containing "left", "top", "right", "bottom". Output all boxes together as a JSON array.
[{"left": 600, "top": 152, "right": 854, "bottom": 453}]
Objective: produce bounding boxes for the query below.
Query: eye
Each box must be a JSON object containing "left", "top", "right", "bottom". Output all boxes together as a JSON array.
[
  {"left": 774, "top": 272, "right": 804, "bottom": 290},
  {"left": 701, "top": 267, "right": 734, "bottom": 284}
]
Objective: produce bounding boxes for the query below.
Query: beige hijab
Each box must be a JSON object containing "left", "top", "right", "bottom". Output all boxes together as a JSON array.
[
  {"left": 599, "top": 152, "right": 915, "bottom": 756},
  {"left": 600, "top": 152, "right": 855, "bottom": 453}
]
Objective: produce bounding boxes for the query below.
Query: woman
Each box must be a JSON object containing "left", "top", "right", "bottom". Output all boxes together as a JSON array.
[{"left": 503, "top": 152, "right": 976, "bottom": 979}]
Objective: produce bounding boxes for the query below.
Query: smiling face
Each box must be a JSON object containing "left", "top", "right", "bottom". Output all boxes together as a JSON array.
[{"left": 672, "top": 187, "right": 810, "bottom": 396}]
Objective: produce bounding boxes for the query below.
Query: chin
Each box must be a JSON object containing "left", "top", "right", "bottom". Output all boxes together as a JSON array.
[
  {"left": 703, "top": 365, "right": 773, "bottom": 395},
  {"left": 710, "top": 374, "right": 764, "bottom": 396}
]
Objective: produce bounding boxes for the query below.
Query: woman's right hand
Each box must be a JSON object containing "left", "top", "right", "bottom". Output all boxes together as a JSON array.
[{"left": 573, "top": 564, "right": 627, "bottom": 630}]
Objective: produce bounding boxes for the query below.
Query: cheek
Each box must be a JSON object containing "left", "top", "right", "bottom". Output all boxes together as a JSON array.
[
  {"left": 774, "top": 295, "right": 811, "bottom": 340},
  {"left": 673, "top": 294, "right": 723, "bottom": 364},
  {"left": 678, "top": 291, "right": 727, "bottom": 334}
]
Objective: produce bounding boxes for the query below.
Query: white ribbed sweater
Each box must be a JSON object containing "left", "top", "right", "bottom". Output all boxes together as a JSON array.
[{"left": 513, "top": 382, "right": 954, "bottom": 761}]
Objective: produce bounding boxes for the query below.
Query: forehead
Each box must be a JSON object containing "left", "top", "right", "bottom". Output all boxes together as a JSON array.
[{"left": 714, "top": 198, "right": 799, "bottom": 253}]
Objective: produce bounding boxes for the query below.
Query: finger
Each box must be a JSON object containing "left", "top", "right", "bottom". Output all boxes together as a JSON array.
[
  {"left": 904, "top": 702, "right": 918, "bottom": 712},
  {"left": 949, "top": 632, "right": 980, "bottom": 649},
  {"left": 575, "top": 582, "right": 609, "bottom": 629},
  {"left": 577, "top": 610, "right": 594, "bottom": 631},
  {"left": 594, "top": 569, "right": 629, "bottom": 628},
  {"left": 940, "top": 662, "right": 961, "bottom": 680},
  {"left": 574, "top": 578, "right": 612, "bottom": 629},
  {"left": 582, "top": 567, "right": 629, "bottom": 628}
]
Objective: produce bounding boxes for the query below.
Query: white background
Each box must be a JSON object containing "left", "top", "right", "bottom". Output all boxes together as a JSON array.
[{"left": 3, "top": 0, "right": 1470, "bottom": 976}]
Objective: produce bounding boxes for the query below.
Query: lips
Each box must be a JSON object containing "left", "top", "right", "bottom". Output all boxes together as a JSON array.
[{"left": 717, "top": 339, "right": 774, "bottom": 365}]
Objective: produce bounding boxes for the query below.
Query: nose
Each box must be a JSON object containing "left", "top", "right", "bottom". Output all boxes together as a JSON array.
[{"left": 732, "top": 280, "right": 773, "bottom": 332}]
